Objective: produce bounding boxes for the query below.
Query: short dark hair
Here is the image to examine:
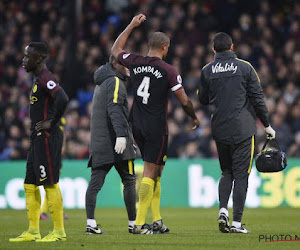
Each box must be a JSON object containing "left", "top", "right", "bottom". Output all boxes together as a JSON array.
[
  {"left": 148, "top": 32, "right": 170, "bottom": 49},
  {"left": 28, "top": 42, "right": 49, "bottom": 58},
  {"left": 213, "top": 32, "right": 233, "bottom": 52}
]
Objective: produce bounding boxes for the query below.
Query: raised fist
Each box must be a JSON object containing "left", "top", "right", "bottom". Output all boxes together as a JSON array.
[{"left": 129, "top": 14, "right": 146, "bottom": 28}]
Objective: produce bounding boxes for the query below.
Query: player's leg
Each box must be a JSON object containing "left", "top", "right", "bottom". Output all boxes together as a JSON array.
[
  {"left": 151, "top": 166, "right": 163, "bottom": 222},
  {"left": 10, "top": 144, "right": 41, "bottom": 242},
  {"left": 85, "top": 163, "right": 112, "bottom": 234},
  {"left": 150, "top": 135, "right": 168, "bottom": 225},
  {"left": 115, "top": 160, "right": 136, "bottom": 233},
  {"left": 148, "top": 133, "right": 168, "bottom": 226},
  {"left": 151, "top": 164, "right": 169, "bottom": 234},
  {"left": 216, "top": 141, "right": 233, "bottom": 233},
  {"left": 230, "top": 136, "right": 254, "bottom": 234},
  {"left": 40, "top": 193, "right": 49, "bottom": 219},
  {"left": 133, "top": 133, "right": 167, "bottom": 234},
  {"left": 134, "top": 161, "right": 159, "bottom": 234},
  {"left": 58, "top": 161, "right": 68, "bottom": 220},
  {"left": 36, "top": 129, "right": 66, "bottom": 242},
  {"left": 150, "top": 135, "right": 168, "bottom": 234},
  {"left": 42, "top": 183, "right": 66, "bottom": 240}
]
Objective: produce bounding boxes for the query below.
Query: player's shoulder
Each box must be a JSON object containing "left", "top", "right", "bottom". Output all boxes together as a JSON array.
[
  {"left": 39, "top": 68, "right": 59, "bottom": 89},
  {"left": 157, "top": 60, "right": 179, "bottom": 76},
  {"left": 120, "top": 51, "right": 140, "bottom": 58},
  {"left": 39, "top": 68, "right": 57, "bottom": 84},
  {"left": 234, "top": 58, "right": 253, "bottom": 69},
  {"left": 235, "top": 58, "right": 260, "bottom": 81},
  {"left": 109, "top": 75, "right": 126, "bottom": 90},
  {"left": 158, "top": 59, "right": 173, "bottom": 69},
  {"left": 119, "top": 51, "right": 143, "bottom": 62},
  {"left": 201, "top": 62, "right": 214, "bottom": 74},
  {"left": 155, "top": 60, "right": 183, "bottom": 87}
]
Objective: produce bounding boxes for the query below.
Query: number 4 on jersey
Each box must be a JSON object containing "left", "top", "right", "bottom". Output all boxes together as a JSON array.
[{"left": 137, "top": 76, "right": 150, "bottom": 104}]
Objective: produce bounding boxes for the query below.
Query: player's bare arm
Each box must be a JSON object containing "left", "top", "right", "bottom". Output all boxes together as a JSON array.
[
  {"left": 174, "top": 88, "right": 200, "bottom": 130},
  {"left": 111, "top": 14, "right": 146, "bottom": 59}
]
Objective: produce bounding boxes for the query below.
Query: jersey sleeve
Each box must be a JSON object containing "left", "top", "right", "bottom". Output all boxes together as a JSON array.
[
  {"left": 247, "top": 64, "right": 270, "bottom": 127},
  {"left": 167, "top": 65, "right": 183, "bottom": 92},
  {"left": 117, "top": 51, "right": 141, "bottom": 68},
  {"left": 198, "top": 69, "right": 209, "bottom": 105},
  {"left": 39, "top": 72, "right": 62, "bottom": 96},
  {"left": 106, "top": 76, "right": 128, "bottom": 137}
]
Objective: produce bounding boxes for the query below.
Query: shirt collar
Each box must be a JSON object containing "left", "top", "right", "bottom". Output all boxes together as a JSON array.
[{"left": 214, "top": 51, "right": 237, "bottom": 60}]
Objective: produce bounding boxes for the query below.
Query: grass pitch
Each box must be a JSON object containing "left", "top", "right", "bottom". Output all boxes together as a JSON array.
[{"left": 1, "top": 207, "right": 299, "bottom": 249}]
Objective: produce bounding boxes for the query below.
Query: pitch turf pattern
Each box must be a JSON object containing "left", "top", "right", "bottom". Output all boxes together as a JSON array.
[{"left": 1, "top": 208, "right": 300, "bottom": 249}]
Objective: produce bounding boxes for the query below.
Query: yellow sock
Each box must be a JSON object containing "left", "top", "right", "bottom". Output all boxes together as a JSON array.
[
  {"left": 135, "top": 177, "right": 155, "bottom": 226},
  {"left": 40, "top": 194, "right": 48, "bottom": 214},
  {"left": 24, "top": 184, "right": 41, "bottom": 231},
  {"left": 44, "top": 183, "right": 65, "bottom": 231},
  {"left": 151, "top": 176, "right": 162, "bottom": 222}
]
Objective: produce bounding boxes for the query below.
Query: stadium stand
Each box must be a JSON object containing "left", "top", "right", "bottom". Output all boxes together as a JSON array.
[{"left": 1, "top": 0, "right": 300, "bottom": 160}]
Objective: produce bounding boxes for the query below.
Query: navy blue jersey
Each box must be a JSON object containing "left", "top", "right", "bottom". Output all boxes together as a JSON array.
[
  {"left": 118, "top": 52, "right": 183, "bottom": 135},
  {"left": 29, "top": 68, "right": 62, "bottom": 131}
]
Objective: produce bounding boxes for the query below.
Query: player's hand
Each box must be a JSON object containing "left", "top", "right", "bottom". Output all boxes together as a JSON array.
[
  {"left": 265, "top": 125, "right": 276, "bottom": 139},
  {"left": 192, "top": 118, "right": 200, "bottom": 130},
  {"left": 35, "top": 119, "right": 52, "bottom": 131},
  {"left": 129, "top": 14, "right": 146, "bottom": 28},
  {"left": 115, "top": 137, "right": 127, "bottom": 154}
]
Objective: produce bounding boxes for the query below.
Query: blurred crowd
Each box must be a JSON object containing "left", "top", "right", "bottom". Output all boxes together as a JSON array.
[{"left": 1, "top": 0, "right": 300, "bottom": 161}]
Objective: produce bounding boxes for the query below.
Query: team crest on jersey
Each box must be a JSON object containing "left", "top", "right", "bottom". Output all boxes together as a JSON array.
[
  {"left": 177, "top": 75, "right": 182, "bottom": 84},
  {"left": 123, "top": 53, "right": 130, "bottom": 59},
  {"left": 47, "top": 80, "right": 56, "bottom": 89},
  {"left": 33, "top": 85, "right": 37, "bottom": 93}
]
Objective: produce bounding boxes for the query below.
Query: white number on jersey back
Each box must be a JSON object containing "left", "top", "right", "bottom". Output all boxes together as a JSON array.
[{"left": 137, "top": 76, "right": 150, "bottom": 104}]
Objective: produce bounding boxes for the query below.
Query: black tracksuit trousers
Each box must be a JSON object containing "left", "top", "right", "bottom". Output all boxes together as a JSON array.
[
  {"left": 85, "top": 160, "right": 136, "bottom": 221},
  {"left": 216, "top": 136, "right": 254, "bottom": 222}
]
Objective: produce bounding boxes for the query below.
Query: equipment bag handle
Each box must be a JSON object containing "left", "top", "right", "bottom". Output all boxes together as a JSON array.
[{"left": 261, "top": 138, "right": 281, "bottom": 151}]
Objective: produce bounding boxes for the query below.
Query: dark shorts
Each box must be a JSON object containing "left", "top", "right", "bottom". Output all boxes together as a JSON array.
[
  {"left": 216, "top": 136, "right": 255, "bottom": 180},
  {"left": 25, "top": 128, "right": 63, "bottom": 186},
  {"left": 133, "top": 127, "right": 168, "bottom": 165}
]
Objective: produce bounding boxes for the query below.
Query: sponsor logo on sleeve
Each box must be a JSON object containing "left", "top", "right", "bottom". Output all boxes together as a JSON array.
[
  {"left": 122, "top": 53, "right": 130, "bottom": 59},
  {"left": 46, "top": 80, "right": 56, "bottom": 90},
  {"left": 177, "top": 75, "right": 182, "bottom": 84}
]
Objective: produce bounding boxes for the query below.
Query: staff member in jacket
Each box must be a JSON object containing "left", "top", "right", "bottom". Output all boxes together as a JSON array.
[
  {"left": 85, "top": 55, "right": 136, "bottom": 234},
  {"left": 198, "top": 32, "right": 276, "bottom": 234}
]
